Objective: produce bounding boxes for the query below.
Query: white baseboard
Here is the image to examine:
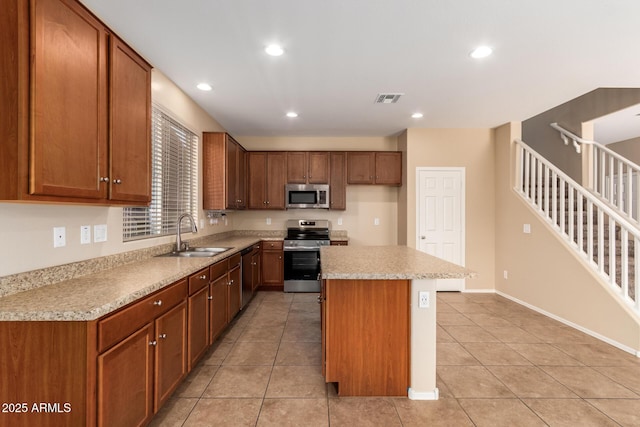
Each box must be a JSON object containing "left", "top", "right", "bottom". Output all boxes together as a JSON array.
[
  {"left": 461, "top": 289, "right": 496, "bottom": 294},
  {"left": 408, "top": 387, "right": 439, "bottom": 401},
  {"left": 496, "top": 290, "right": 640, "bottom": 358}
]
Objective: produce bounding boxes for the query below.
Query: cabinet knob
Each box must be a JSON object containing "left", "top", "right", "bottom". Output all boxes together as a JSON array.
[
  {"left": 208, "top": 296, "right": 213, "bottom": 300},
  {"left": 228, "top": 279, "right": 234, "bottom": 285},
  {"left": 159, "top": 333, "right": 167, "bottom": 339},
  {"left": 237, "top": 199, "right": 242, "bottom": 203},
  {"left": 266, "top": 201, "right": 270, "bottom": 205},
  {"left": 99, "top": 176, "right": 109, "bottom": 182},
  {"left": 153, "top": 300, "right": 163, "bottom": 306},
  {"left": 317, "top": 295, "right": 323, "bottom": 304},
  {"left": 149, "top": 340, "right": 157, "bottom": 346},
  {"left": 200, "top": 274, "right": 207, "bottom": 280},
  {"left": 113, "top": 179, "right": 122, "bottom": 184},
  {"left": 263, "top": 201, "right": 267, "bottom": 205}
]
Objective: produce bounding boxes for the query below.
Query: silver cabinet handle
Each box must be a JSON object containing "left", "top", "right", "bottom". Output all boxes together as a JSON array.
[
  {"left": 149, "top": 340, "right": 157, "bottom": 346},
  {"left": 153, "top": 300, "right": 163, "bottom": 306},
  {"left": 199, "top": 274, "right": 207, "bottom": 280},
  {"left": 208, "top": 296, "right": 213, "bottom": 300},
  {"left": 159, "top": 334, "right": 167, "bottom": 339},
  {"left": 113, "top": 179, "right": 122, "bottom": 184},
  {"left": 100, "top": 176, "right": 109, "bottom": 182}
]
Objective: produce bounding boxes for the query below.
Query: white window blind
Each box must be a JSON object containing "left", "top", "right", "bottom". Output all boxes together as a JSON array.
[{"left": 123, "top": 105, "right": 198, "bottom": 241}]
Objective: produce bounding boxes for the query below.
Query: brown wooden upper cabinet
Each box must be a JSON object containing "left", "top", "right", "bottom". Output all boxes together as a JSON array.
[
  {"left": 329, "top": 152, "right": 347, "bottom": 210},
  {"left": 0, "top": 0, "right": 152, "bottom": 205},
  {"left": 287, "top": 151, "right": 330, "bottom": 184},
  {"left": 347, "top": 152, "right": 402, "bottom": 186},
  {"left": 247, "top": 152, "right": 287, "bottom": 209},
  {"left": 203, "top": 132, "right": 247, "bottom": 210}
]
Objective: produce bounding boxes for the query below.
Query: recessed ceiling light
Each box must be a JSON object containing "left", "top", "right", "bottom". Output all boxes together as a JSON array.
[
  {"left": 470, "top": 46, "right": 493, "bottom": 59},
  {"left": 265, "top": 44, "right": 284, "bottom": 56},
  {"left": 411, "top": 113, "right": 424, "bottom": 119},
  {"left": 196, "top": 83, "right": 212, "bottom": 91},
  {"left": 286, "top": 112, "right": 298, "bottom": 118}
]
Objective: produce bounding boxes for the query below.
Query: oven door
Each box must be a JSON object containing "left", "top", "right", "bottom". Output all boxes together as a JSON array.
[{"left": 283, "top": 248, "right": 321, "bottom": 292}]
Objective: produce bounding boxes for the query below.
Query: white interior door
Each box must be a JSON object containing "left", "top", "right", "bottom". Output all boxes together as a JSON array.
[{"left": 417, "top": 168, "right": 465, "bottom": 291}]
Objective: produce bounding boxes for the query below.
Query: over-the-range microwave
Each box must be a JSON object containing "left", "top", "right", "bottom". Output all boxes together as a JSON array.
[{"left": 285, "top": 184, "right": 330, "bottom": 209}]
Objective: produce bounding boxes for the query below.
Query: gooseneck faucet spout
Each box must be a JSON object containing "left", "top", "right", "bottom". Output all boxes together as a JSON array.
[{"left": 176, "top": 213, "right": 197, "bottom": 252}]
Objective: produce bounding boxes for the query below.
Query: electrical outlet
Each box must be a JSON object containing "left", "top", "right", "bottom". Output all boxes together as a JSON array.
[
  {"left": 374, "top": 218, "right": 380, "bottom": 226},
  {"left": 53, "top": 226, "right": 66, "bottom": 248},
  {"left": 266, "top": 217, "right": 272, "bottom": 225},
  {"left": 337, "top": 217, "right": 343, "bottom": 226},
  {"left": 419, "top": 291, "right": 430, "bottom": 308},
  {"left": 80, "top": 225, "right": 91, "bottom": 244},
  {"left": 523, "top": 224, "right": 531, "bottom": 234},
  {"left": 503, "top": 270, "right": 508, "bottom": 279}
]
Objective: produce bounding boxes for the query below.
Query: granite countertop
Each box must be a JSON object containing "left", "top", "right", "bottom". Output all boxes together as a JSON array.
[
  {"left": 0, "top": 235, "right": 273, "bottom": 322},
  {"left": 320, "top": 245, "right": 476, "bottom": 280}
]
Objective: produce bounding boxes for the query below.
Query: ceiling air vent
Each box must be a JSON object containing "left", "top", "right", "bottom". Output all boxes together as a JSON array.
[{"left": 374, "top": 93, "right": 403, "bottom": 104}]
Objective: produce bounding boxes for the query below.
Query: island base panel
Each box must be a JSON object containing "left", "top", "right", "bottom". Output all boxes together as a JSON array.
[{"left": 324, "top": 279, "right": 410, "bottom": 396}]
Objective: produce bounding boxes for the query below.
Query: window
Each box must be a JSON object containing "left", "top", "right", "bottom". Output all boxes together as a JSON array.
[{"left": 123, "top": 105, "right": 198, "bottom": 241}]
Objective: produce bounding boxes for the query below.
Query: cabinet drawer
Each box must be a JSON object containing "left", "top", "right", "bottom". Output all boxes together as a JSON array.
[
  {"left": 189, "top": 267, "right": 210, "bottom": 295},
  {"left": 210, "top": 260, "right": 227, "bottom": 281},
  {"left": 262, "top": 240, "right": 283, "bottom": 250},
  {"left": 98, "top": 279, "right": 187, "bottom": 353},
  {"left": 228, "top": 253, "right": 241, "bottom": 267}
]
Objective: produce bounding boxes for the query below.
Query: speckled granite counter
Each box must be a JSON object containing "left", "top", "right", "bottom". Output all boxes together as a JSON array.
[
  {"left": 0, "top": 235, "right": 278, "bottom": 321},
  {"left": 320, "top": 245, "right": 476, "bottom": 280}
]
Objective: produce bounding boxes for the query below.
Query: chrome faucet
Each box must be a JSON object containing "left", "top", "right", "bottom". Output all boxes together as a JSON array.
[{"left": 176, "top": 213, "right": 197, "bottom": 252}]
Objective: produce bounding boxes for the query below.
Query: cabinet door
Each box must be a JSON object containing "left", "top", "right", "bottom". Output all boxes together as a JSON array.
[
  {"left": 262, "top": 250, "right": 284, "bottom": 285},
  {"left": 154, "top": 301, "right": 188, "bottom": 410},
  {"left": 347, "top": 152, "right": 375, "bottom": 184},
  {"left": 374, "top": 152, "right": 402, "bottom": 185},
  {"left": 226, "top": 138, "right": 239, "bottom": 208},
  {"left": 31, "top": 0, "right": 108, "bottom": 199},
  {"left": 227, "top": 264, "right": 241, "bottom": 321},
  {"left": 266, "top": 152, "right": 287, "bottom": 209},
  {"left": 97, "top": 323, "right": 154, "bottom": 427},
  {"left": 109, "top": 35, "right": 152, "bottom": 203},
  {"left": 188, "top": 285, "right": 209, "bottom": 370},
  {"left": 209, "top": 275, "right": 228, "bottom": 343},
  {"left": 287, "top": 152, "right": 307, "bottom": 183},
  {"left": 308, "top": 152, "right": 330, "bottom": 184},
  {"left": 247, "top": 152, "right": 267, "bottom": 209},
  {"left": 329, "top": 152, "right": 346, "bottom": 210},
  {"left": 237, "top": 145, "right": 247, "bottom": 209},
  {"left": 251, "top": 250, "right": 261, "bottom": 291}
]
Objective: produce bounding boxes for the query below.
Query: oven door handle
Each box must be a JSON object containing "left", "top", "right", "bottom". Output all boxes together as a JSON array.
[{"left": 283, "top": 246, "right": 321, "bottom": 251}]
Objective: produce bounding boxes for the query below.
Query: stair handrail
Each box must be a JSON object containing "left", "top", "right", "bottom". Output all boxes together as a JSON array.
[
  {"left": 515, "top": 138, "right": 639, "bottom": 311},
  {"left": 516, "top": 139, "right": 640, "bottom": 236},
  {"left": 551, "top": 122, "right": 640, "bottom": 224}
]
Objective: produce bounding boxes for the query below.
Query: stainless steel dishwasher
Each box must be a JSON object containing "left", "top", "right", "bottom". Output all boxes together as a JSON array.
[{"left": 241, "top": 246, "right": 253, "bottom": 309}]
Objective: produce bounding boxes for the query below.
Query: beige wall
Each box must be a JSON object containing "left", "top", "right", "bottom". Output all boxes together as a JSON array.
[
  {"left": 398, "top": 128, "right": 496, "bottom": 291},
  {"left": 494, "top": 122, "right": 640, "bottom": 351},
  {"left": 232, "top": 136, "right": 399, "bottom": 246},
  {"left": 0, "top": 70, "right": 228, "bottom": 277}
]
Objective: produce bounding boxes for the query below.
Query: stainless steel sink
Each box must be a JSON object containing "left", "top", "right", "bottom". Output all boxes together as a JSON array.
[{"left": 158, "top": 247, "right": 232, "bottom": 258}]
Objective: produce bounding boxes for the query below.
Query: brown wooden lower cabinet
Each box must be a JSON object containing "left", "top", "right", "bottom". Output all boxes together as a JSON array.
[
  {"left": 261, "top": 240, "right": 284, "bottom": 290},
  {"left": 0, "top": 246, "right": 260, "bottom": 426},
  {"left": 322, "top": 279, "right": 410, "bottom": 396}
]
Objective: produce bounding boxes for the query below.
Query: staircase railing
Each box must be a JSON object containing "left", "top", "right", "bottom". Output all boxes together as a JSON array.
[
  {"left": 515, "top": 139, "right": 639, "bottom": 314},
  {"left": 551, "top": 123, "right": 640, "bottom": 224}
]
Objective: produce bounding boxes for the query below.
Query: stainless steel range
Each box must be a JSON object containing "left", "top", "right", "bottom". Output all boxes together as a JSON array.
[{"left": 283, "top": 219, "right": 331, "bottom": 292}]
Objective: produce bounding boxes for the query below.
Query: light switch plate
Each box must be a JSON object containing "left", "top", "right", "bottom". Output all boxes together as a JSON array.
[
  {"left": 94, "top": 224, "right": 107, "bottom": 242},
  {"left": 80, "top": 225, "right": 91, "bottom": 244}
]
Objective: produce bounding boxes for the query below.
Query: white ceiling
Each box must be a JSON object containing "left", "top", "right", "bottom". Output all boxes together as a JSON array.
[{"left": 80, "top": 0, "right": 640, "bottom": 137}]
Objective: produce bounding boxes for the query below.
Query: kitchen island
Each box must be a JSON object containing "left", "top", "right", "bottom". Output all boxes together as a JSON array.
[{"left": 320, "top": 245, "right": 475, "bottom": 399}]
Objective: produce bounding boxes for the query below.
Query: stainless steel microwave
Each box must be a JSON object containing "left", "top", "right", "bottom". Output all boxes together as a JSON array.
[{"left": 285, "top": 184, "right": 330, "bottom": 209}]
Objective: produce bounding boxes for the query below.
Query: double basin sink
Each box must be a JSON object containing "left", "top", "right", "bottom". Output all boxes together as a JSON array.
[{"left": 158, "top": 247, "right": 232, "bottom": 258}]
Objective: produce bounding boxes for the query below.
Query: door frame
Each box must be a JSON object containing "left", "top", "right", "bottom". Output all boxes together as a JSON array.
[{"left": 415, "top": 167, "right": 466, "bottom": 291}]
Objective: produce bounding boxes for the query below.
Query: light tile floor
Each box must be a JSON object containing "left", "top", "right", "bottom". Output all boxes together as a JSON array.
[{"left": 150, "top": 291, "right": 640, "bottom": 426}]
